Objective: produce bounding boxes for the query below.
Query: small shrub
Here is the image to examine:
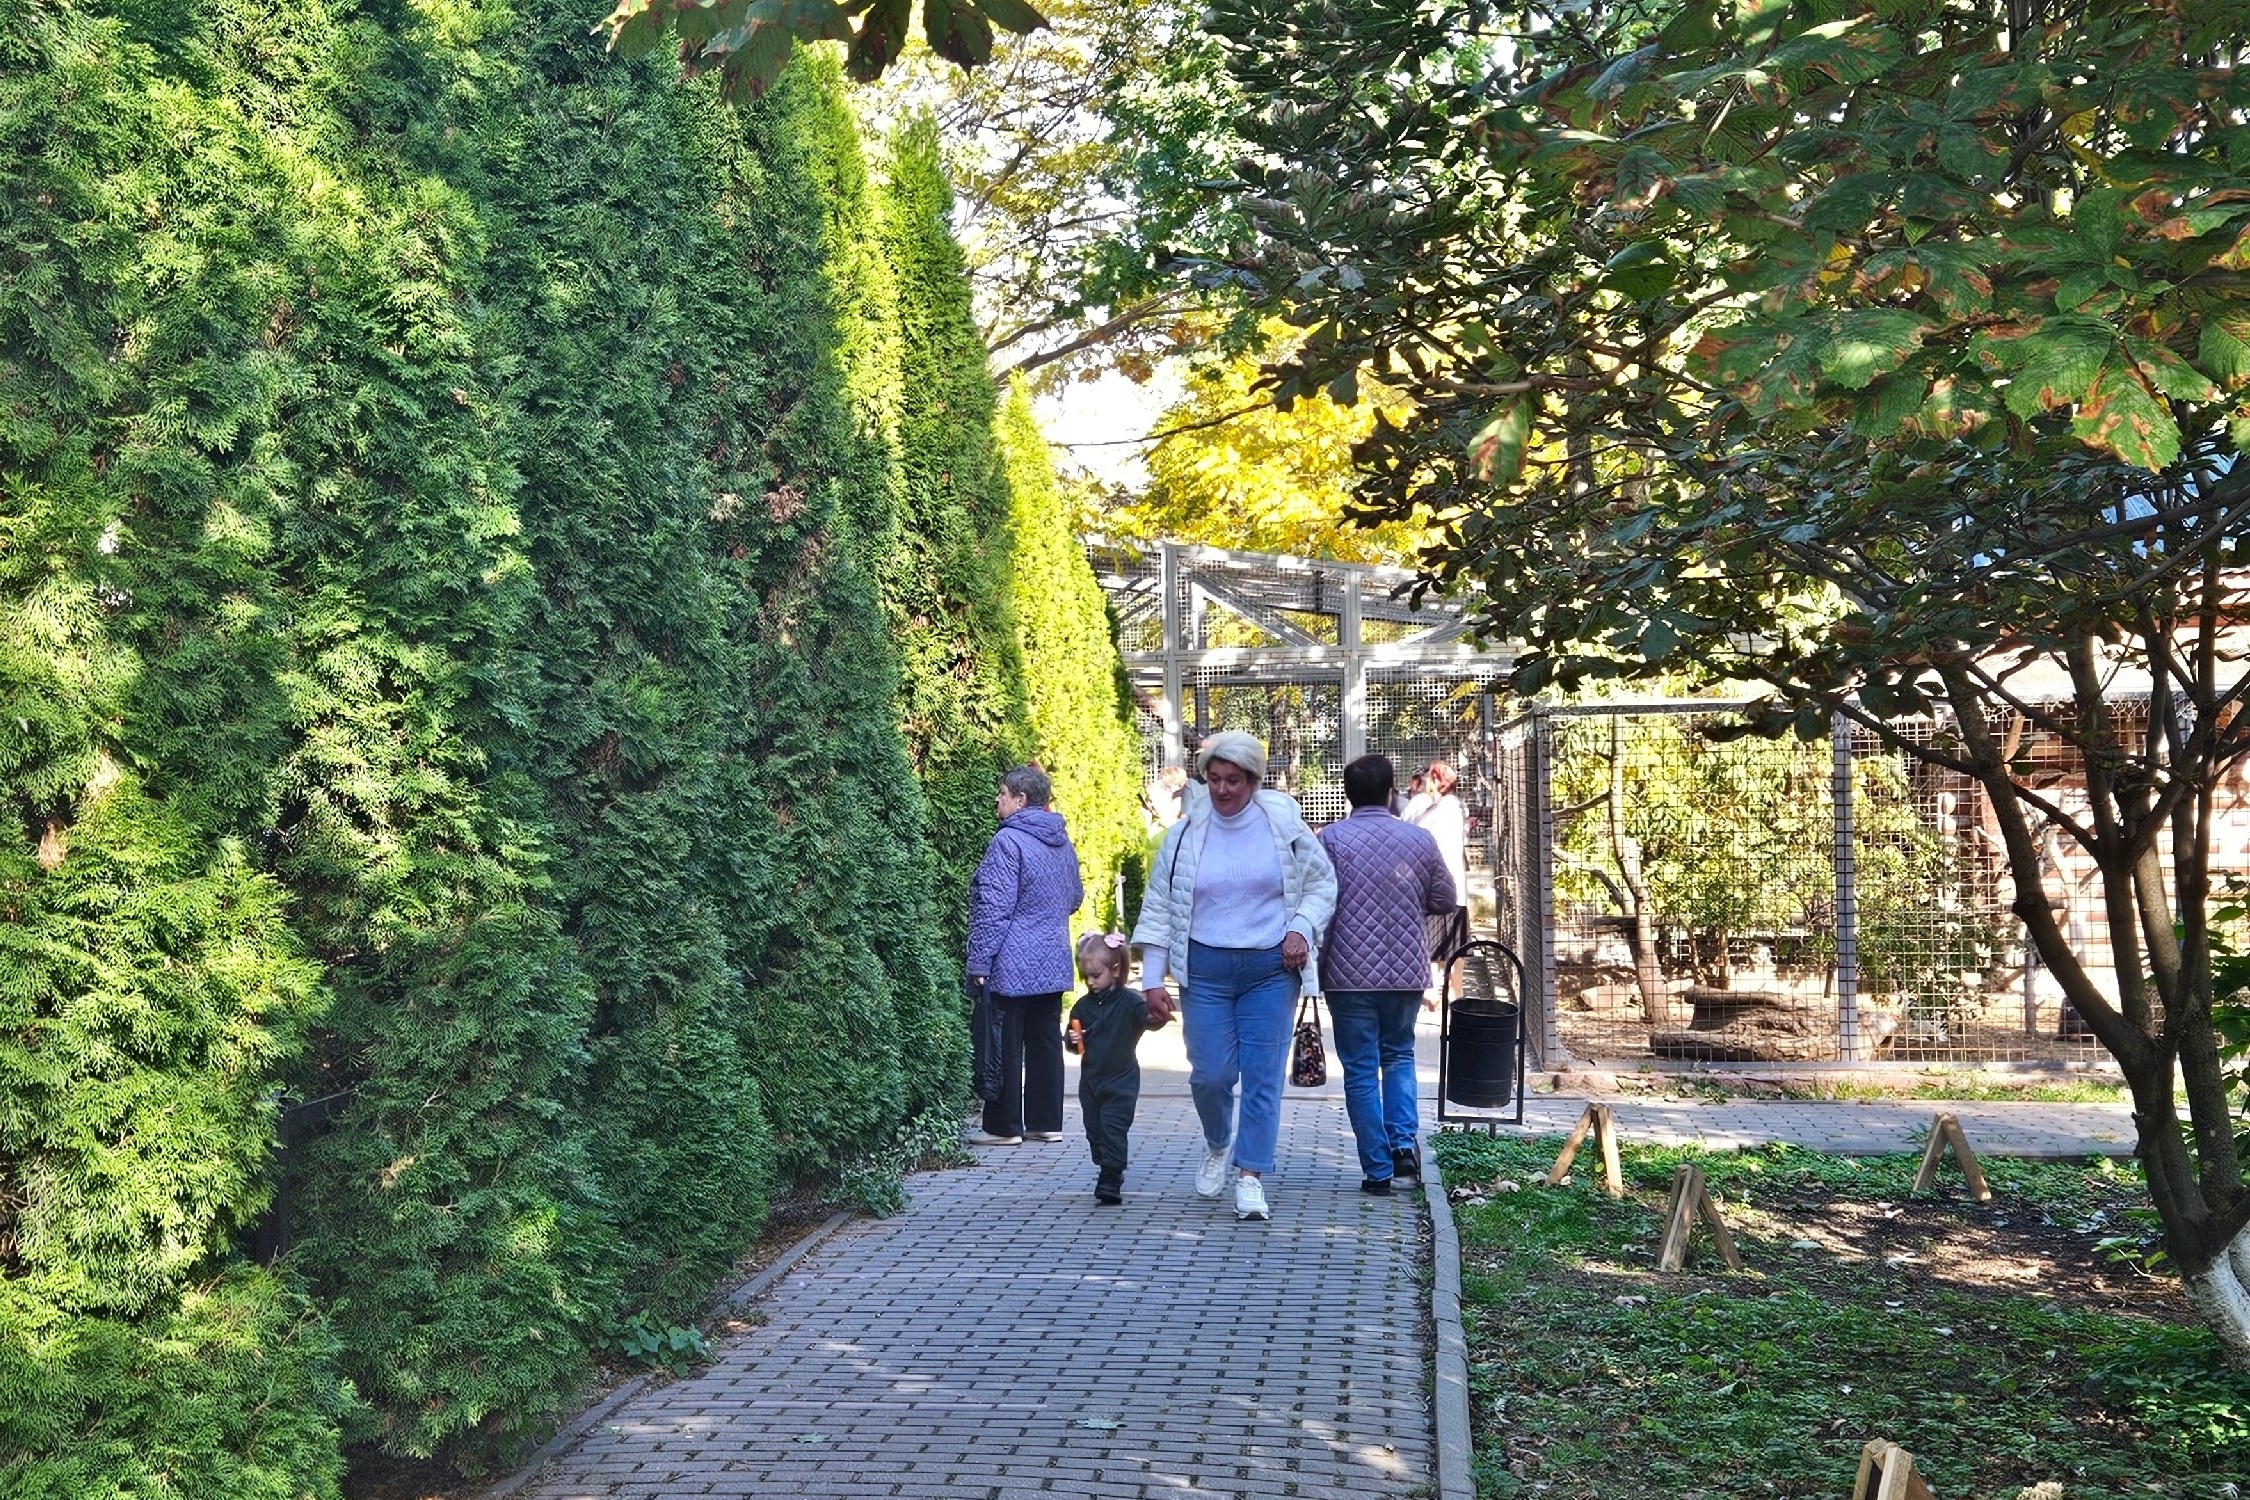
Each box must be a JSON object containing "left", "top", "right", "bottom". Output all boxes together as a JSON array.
[
  {"left": 2085, "top": 1324, "right": 2250, "bottom": 1462},
  {"left": 607, "top": 1313, "right": 710, "bottom": 1374}
]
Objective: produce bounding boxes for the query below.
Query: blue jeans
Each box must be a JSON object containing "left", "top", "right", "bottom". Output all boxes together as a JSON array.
[
  {"left": 1327, "top": 990, "right": 1421, "bottom": 1181},
  {"left": 1182, "top": 940, "right": 1298, "bottom": 1175}
]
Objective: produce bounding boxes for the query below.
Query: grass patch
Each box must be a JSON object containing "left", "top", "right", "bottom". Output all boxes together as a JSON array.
[
  {"left": 1607, "top": 1072, "right": 2129, "bottom": 1106},
  {"left": 1433, "top": 1131, "right": 2248, "bottom": 1499}
]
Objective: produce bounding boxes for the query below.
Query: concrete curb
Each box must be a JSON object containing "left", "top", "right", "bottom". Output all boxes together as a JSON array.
[
  {"left": 1421, "top": 1137, "right": 1476, "bottom": 1500},
  {"left": 481, "top": 1209, "right": 856, "bottom": 1500}
]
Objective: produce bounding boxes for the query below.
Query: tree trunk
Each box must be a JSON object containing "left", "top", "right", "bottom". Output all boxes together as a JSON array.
[
  {"left": 2182, "top": 1217, "right": 2250, "bottom": 1374},
  {"left": 1608, "top": 721, "right": 1666, "bottom": 1024}
]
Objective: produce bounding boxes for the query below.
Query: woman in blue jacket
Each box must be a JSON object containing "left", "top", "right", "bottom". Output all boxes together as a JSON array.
[{"left": 965, "top": 765, "right": 1085, "bottom": 1145}]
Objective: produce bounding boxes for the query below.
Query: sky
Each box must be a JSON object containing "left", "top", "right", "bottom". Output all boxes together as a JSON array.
[{"left": 1031, "top": 362, "right": 1182, "bottom": 489}]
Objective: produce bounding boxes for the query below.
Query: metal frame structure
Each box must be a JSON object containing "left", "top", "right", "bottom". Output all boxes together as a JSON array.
[{"left": 1085, "top": 537, "right": 1514, "bottom": 773}]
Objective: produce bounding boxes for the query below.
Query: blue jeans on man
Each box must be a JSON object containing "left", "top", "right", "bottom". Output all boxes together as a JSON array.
[
  {"left": 1182, "top": 940, "right": 1297, "bottom": 1175},
  {"left": 1326, "top": 989, "right": 1421, "bottom": 1182}
]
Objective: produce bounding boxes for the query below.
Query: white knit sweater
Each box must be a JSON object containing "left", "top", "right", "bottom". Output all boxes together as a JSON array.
[{"left": 1132, "top": 787, "right": 1338, "bottom": 996}]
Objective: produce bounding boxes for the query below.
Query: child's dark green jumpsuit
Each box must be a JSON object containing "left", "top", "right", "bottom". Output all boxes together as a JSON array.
[{"left": 1067, "top": 983, "right": 1160, "bottom": 1198}]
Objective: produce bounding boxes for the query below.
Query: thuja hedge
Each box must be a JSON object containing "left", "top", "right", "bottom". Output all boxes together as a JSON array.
[
  {"left": 875, "top": 117, "right": 1039, "bottom": 948},
  {"left": 995, "top": 381, "right": 1148, "bottom": 929},
  {"left": 1, "top": 0, "right": 1131, "bottom": 1489}
]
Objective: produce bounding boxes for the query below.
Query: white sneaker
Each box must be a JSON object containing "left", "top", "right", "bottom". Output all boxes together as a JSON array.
[
  {"left": 1195, "top": 1140, "right": 1233, "bottom": 1198},
  {"left": 1234, "top": 1175, "right": 1270, "bottom": 1221}
]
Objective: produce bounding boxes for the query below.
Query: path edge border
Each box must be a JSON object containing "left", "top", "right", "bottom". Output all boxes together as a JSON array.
[
  {"left": 1422, "top": 1136, "right": 1475, "bottom": 1500},
  {"left": 481, "top": 1208, "right": 857, "bottom": 1500}
]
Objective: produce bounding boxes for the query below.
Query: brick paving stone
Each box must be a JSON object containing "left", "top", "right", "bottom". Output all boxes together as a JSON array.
[{"left": 514, "top": 1063, "right": 1434, "bottom": 1500}]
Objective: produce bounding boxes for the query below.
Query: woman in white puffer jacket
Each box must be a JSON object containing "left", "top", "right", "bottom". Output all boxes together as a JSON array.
[{"left": 1133, "top": 731, "right": 1336, "bottom": 1222}]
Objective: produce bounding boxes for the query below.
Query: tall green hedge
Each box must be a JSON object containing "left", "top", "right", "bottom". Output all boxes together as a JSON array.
[
  {"left": 873, "top": 117, "right": 1037, "bottom": 947},
  {"left": 994, "top": 381, "right": 1148, "bottom": 930},
  {"left": 1, "top": 1, "right": 969, "bottom": 1488}
]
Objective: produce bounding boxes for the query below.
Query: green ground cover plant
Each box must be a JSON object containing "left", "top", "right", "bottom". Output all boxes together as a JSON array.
[{"left": 1433, "top": 1132, "right": 2250, "bottom": 1499}]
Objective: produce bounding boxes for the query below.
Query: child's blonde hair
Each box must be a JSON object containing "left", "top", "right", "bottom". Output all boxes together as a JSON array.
[{"left": 1076, "top": 931, "right": 1128, "bottom": 974}]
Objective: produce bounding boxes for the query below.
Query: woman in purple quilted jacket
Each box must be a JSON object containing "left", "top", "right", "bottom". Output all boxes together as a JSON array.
[{"left": 965, "top": 765, "right": 1085, "bottom": 1146}]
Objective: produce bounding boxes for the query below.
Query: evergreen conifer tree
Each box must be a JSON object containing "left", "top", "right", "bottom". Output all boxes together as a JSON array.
[
  {"left": 2, "top": 0, "right": 978, "bottom": 1481},
  {"left": 874, "top": 117, "right": 1038, "bottom": 949},
  {"left": 994, "top": 382, "right": 1148, "bottom": 928}
]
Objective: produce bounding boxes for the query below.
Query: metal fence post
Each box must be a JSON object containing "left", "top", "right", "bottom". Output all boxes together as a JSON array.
[
  {"left": 1832, "top": 712, "right": 1865, "bottom": 1060},
  {"left": 1532, "top": 705, "right": 1560, "bottom": 1066},
  {"left": 1158, "top": 543, "right": 1184, "bottom": 768},
  {"left": 1341, "top": 575, "right": 1366, "bottom": 764}
]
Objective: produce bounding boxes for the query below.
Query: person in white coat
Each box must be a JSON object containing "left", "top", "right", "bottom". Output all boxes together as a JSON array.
[
  {"left": 1133, "top": 731, "right": 1337, "bottom": 1222},
  {"left": 1405, "top": 759, "right": 1470, "bottom": 1004}
]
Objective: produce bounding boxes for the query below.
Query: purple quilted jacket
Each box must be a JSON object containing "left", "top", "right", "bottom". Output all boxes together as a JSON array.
[
  {"left": 1315, "top": 807, "right": 1457, "bottom": 992},
  {"left": 966, "top": 807, "right": 1085, "bottom": 996}
]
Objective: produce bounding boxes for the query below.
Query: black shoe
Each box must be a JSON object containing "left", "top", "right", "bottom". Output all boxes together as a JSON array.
[
  {"left": 1095, "top": 1180, "right": 1123, "bottom": 1205},
  {"left": 1392, "top": 1146, "right": 1422, "bottom": 1181},
  {"left": 1360, "top": 1177, "right": 1394, "bottom": 1196}
]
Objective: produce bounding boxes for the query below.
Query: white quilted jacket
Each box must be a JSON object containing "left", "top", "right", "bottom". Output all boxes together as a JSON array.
[{"left": 1133, "top": 787, "right": 1338, "bottom": 996}]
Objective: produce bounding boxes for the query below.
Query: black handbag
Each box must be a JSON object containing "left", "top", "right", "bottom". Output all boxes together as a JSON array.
[
  {"left": 969, "top": 986, "right": 1005, "bottom": 1102},
  {"left": 1289, "top": 994, "right": 1326, "bottom": 1088}
]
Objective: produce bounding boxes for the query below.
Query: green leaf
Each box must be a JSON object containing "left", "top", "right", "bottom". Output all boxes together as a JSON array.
[
  {"left": 1731, "top": 321, "right": 1826, "bottom": 415},
  {"left": 2125, "top": 339, "right": 2217, "bottom": 404},
  {"left": 2073, "top": 188, "right": 2127, "bottom": 259},
  {"left": 2053, "top": 269, "right": 2114, "bottom": 314},
  {"left": 973, "top": 0, "right": 1048, "bottom": 33},
  {"left": 1859, "top": 372, "right": 1929, "bottom": 436},
  {"left": 1801, "top": 172, "right": 1888, "bottom": 237},
  {"left": 846, "top": 0, "right": 914, "bottom": 80},
  {"left": 1469, "top": 401, "right": 1531, "bottom": 486},
  {"left": 2071, "top": 359, "right": 2181, "bottom": 470},
  {"left": 2198, "top": 311, "right": 2250, "bottom": 391},
  {"left": 1603, "top": 240, "right": 1675, "bottom": 299},
  {"left": 1818, "top": 309, "right": 1931, "bottom": 390},
  {"left": 711, "top": 23, "right": 798, "bottom": 99},
  {"left": 1763, "top": 17, "right": 1903, "bottom": 89},
  {"left": 1934, "top": 123, "right": 1998, "bottom": 183},
  {"left": 1973, "top": 316, "right": 2115, "bottom": 418},
  {"left": 1611, "top": 146, "right": 1674, "bottom": 212},
  {"left": 924, "top": 0, "right": 995, "bottom": 65}
]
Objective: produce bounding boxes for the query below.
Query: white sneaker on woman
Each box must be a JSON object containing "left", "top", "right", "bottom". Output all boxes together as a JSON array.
[
  {"left": 1196, "top": 1140, "right": 1233, "bottom": 1198},
  {"left": 1234, "top": 1175, "right": 1270, "bottom": 1221}
]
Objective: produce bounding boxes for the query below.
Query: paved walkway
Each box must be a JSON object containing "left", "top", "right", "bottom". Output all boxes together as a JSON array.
[
  {"left": 511, "top": 1075, "right": 1429, "bottom": 1500},
  {"left": 498, "top": 1012, "right": 2134, "bottom": 1500}
]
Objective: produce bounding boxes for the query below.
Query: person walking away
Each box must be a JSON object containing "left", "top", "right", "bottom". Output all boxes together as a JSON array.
[
  {"left": 1065, "top": 932, "right": 1171, "bottom": 1204},
  {"left": 1318, "top": 755, "right": 1457, "bottom": 1193},
  {"left": 1133, "top": 731, "right": 1337, "bottom": 1221},
  {"left": 965, "top": 766, "right": 1084, "bottom": 1146},
  {"left": 1404, "top": 759, "right": 1470, "bottom": 1006}
]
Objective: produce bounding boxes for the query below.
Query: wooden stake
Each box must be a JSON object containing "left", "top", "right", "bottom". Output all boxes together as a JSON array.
[
  {"left": 1655, "top": 1163, "right": 1743, "bottom": 1273},
  {"left": 1911, "top": 1113, "right": 1993, "bottom": 1202},
  {"left": 1851, "top": 1438, "right": 1936, "bottom": 1500},
  {"left": 1695, "top": 1171, "right": 1742, "bottom": 1271},
  {"left": 1544, "top": 1104, "right": 1624, "bottom": 1198},
  {"left": 1655, "top": 1165, "right": 1698, "bottom": 1271}
]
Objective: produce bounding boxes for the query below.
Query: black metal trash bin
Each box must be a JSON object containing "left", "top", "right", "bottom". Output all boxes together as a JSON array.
[{"left": 1444, "top": 1001, "right": 1519, "bottom": 1109}]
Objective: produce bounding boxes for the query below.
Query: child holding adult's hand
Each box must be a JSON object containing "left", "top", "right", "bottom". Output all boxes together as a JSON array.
[{"left": 1067, "top": 933, "right": 1165, "bottom": 1205}]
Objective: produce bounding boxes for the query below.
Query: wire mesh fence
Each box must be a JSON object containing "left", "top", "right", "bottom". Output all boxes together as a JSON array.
[{"left": 1492, "top": 699, "right": 2245, "bottom": 1067}]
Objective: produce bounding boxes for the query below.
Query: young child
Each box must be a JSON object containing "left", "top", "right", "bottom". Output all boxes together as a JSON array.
[{"left": 1065, "top": 932, "right": 1169, "bottom": 1204}]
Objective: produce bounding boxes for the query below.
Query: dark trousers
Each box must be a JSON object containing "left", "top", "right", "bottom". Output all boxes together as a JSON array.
[
  {"left": 983, "top": 992, "right": 1064, "bottom": 1137},
  {"left": 1080, "top": 1072, "right": 1140, "bottom": 1188}
]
